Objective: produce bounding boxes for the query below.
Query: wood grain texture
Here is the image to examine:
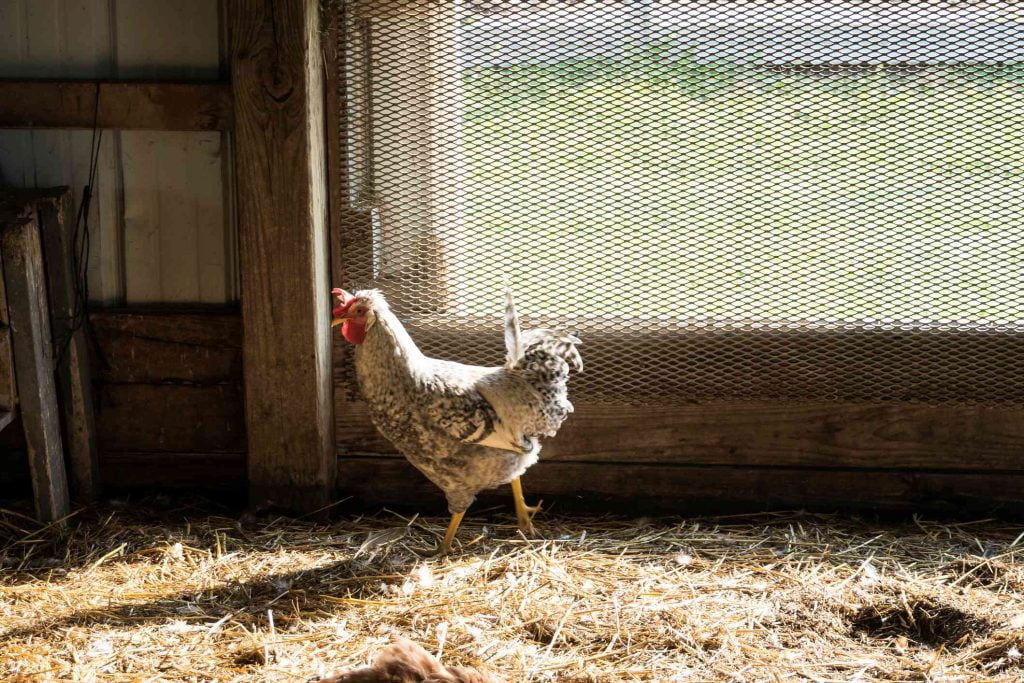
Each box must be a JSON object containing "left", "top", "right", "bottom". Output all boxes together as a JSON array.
[
  {"left": 0, "top": 204, "right": 70, "bottom": 521},
  {"left": 231, "top": 0, "right": 334, "bottom": 512},
  {"left": 89, "top": 309, "right": 245, "bottom": 456},
  {"left": 31, "top": 189, "right": 100, "bottom": 501},
  {"left": 100, "top": 452, "right": 245, "bottom": 491},
  {"left": 0, "top": 81, "right": 233, "bottom": 131},
  {"left": 121, "top": 131, "right": 230, "bottom": 303},
  {"left": 336, "top": 456, "right": 1024, "bottom": 517},
  {"left": 337, "top": 397, "right": 1024, "bottom": 471},
  {"left": 0, "top": 241, "right": 15, "bottom": 414},
  {"left": 89, "top": 309, "right": 242, "bottom": 384},
  {"left": 96, "top": 383, "right": 245, "bottom": 454}
]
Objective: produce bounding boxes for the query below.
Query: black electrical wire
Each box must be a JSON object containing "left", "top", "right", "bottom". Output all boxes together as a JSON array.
[{"left": 54, "top": 83, "right": 101, "bottom": 365}]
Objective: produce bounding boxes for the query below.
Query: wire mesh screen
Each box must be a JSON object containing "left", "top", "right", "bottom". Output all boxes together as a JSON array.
[{"left": 335, "top": 0, "right": 1024, "bottom": 404}]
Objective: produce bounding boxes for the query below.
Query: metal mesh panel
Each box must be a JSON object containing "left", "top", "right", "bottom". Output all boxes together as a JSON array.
[{"left": 335, "top": 0, "right": 1024, "bottom": 404}]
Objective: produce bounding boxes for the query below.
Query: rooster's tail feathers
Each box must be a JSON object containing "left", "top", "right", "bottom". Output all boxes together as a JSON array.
[{"left": 503, "top": 278, "right": 522, "bottom": 369}]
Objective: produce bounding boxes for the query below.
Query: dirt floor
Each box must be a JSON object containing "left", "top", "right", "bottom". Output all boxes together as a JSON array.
[{"left": 1, "top": 497, "right": 1023, "bottom": 682}]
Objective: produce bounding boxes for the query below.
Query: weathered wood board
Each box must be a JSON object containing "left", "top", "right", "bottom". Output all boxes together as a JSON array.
[
  {"left": 0, "top": 203, "right": 69, "bottom": 521},
  {"left": 231, "top": 0, "right": 335, "bottom": 513},
  {"left": 89, "top": 310, "right": 242, "bottom": 384},
  {"left": 0, "top": 237, "right": 15, "bottom": 417},
  {"left": 88, "top": 310, "right": 245, "bottom": 455},
  {"left": 29, "top": 189, "right": 101, "bottom": 501},
  {"left": 0, "top": 81, "right": 233, "bottom": 131},
  {"left": 337, "top": 396, "right": 1024, "bottom": 472},
  {"left": 336, "top": 457, "right": 1024, "bottom": 518},
  {"left": 100, "top": 451, "right": 245, "bottom": 492}
]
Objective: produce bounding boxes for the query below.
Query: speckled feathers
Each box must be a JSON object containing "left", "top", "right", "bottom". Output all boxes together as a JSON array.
[{"left": 343, "top": 288, "right": 581, "bottom": 514}]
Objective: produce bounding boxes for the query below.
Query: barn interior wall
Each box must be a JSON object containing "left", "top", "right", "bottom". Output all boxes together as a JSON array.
[
  {"left": 2, "top": 1, "right": 1022, "bottom": 518},
  {"left": 0, "top": 0, "right": 238, "bottom": 305}
]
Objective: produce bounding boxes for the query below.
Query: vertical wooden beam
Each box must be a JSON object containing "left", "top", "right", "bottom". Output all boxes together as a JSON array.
[
  {"left": 230, "top": 0, "right": 334, "bottom": 512},
  {"left": 0, "top": 241, "right": 16, "bottom": 420},
  {"left": 34, "top": 189, "right": 101, "bottom": 501},
  {"left": 0, "top": 205, "right": 70, "bottom": 522}
]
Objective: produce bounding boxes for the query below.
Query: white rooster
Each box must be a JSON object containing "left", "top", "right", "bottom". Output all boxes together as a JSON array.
[{"left": 332, "top": 285, "right": 581, "bottom": 554}]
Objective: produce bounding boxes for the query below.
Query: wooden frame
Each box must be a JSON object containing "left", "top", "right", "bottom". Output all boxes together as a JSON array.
[
  {"left": 0, "top": 80, "right": 232, "bottom": 131},
  {"left": 336, "top": 458, "right": 1024, "bottom": 517},
  {"left": 230, "top": 0, "right": 335, "bottom": 513}
]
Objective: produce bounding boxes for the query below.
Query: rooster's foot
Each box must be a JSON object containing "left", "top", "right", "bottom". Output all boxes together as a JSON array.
[{"left": 416, "top": 511, "right": 465, "bottom": 557}]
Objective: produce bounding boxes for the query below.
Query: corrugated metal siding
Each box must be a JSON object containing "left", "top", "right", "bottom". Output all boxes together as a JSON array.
[{"left": 0, "top": 0, "right": 238, "bottom": 305}]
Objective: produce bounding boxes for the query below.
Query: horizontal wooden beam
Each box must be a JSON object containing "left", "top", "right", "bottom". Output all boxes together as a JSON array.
[
  {"left": 0, "top": 80, "right": 233, "bottom": 131},
  {"left": 89, "top": 309, "right": 242, "bottom": 384},
  {"left": 351, "top": 322, "right": 1024, "bottom": 405},
  {"left": 88, "top": 309, "right": 245, "bottom": 455},
  {"left": 97, "top": 383, "right": 245, "bottom": 453},
  {"left": 337, "top": 397, "right": 1024, "bottom": 472},
  {"left": 100, "top": 452, "right": 245, "bottom": 491},
  {"left": 337, "top": 457, "right": 1024, "bottom": 518}
]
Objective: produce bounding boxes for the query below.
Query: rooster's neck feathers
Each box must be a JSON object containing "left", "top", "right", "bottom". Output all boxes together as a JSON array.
[{"left": 359, "top": 291, "right": 426, "bottom": 370}]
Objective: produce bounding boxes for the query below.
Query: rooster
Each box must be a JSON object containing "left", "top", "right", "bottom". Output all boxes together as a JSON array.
[{"left": 332, "top": 285, "right": 581, "bottom": 554}]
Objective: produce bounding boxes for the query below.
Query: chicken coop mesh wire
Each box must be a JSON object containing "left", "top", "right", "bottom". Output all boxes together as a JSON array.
[{"left": 334, "top": 0, "right": 1024, "bottom": 404}]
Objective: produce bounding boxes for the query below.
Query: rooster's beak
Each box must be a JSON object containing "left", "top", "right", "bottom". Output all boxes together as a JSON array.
[{"left": 331, "top": 318, "right": 348, "bottom": 327}]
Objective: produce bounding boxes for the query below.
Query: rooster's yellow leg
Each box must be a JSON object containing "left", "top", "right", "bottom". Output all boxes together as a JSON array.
[
  {"left": 511, "top": 477, "right": 541, "bottom": 536},
  {"left": 438, "top": 511, "right": 465, "bottom": 555}
]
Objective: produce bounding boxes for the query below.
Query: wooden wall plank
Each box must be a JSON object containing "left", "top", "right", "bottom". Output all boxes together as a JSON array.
[
  {"left": 88, "top": 310, "right": 245, "bottom": 456},
  {"left": 0, "top": 204, "right": 70, "bottom": 521},
  {"left": 0, "top": 0, "right": 116, "bottom": 80},
  {"left": 96, "top": 383, "right": 245, "bottom": 453},
  {"left": 89, "top": 310, "right": 242, "bottom": 384},
  {"left": 231, "top": 0, "right": 334, "bottom": 512},
  {"left": 113, "top": 0, "right": 222, "bottom": 81},
  {"left": 113, "top": 0, "right": 233, "bottom": 304},
  {"left": 336, "top": 457, "right": 1024, "bottom": 517},
  {"left": 0, "top": 130, "right": 124, "bottom": 304},
  {"left": 0, "top": 242, "right": 15, "bottom": 414},
  {"left": 0, "top": 81, "right": 234, "bottom": 131},
  {"left": 121, "top": 131, "right": 228, "bottom": 303},
  {"left": 337, "top": 397, "right": 1024, "bottom": 472},
  {"left": 120, "top": 131, "right": 161, "bottom": 301},
  {"left": 100, "top": 452, "right": 245, "bottom": 491},
  {"left": 32, "top": 189, "right": 101, "bottom": 501}
]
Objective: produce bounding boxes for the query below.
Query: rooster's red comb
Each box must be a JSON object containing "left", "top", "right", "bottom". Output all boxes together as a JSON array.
[{"left": 331, "top": 288, "right": 355, "bottom": 318}]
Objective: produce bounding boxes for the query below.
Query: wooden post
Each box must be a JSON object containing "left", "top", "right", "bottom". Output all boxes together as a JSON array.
[
  {"left": 0, "top": 204, "right": 70, "bottom": 522},
  {"left": 230, "top": 0, "right": 335, "bottom": 512},
  {"left": 33, "top": 189, "right": 101, "bottom": 501},
  {"left": 0, "top": 238, "right": 16, "bottom": 429}
]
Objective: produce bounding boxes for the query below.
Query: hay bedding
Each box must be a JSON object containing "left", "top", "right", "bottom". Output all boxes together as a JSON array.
[{"left": 1, "top": 498, "right": 1023, "bottom": 682}]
